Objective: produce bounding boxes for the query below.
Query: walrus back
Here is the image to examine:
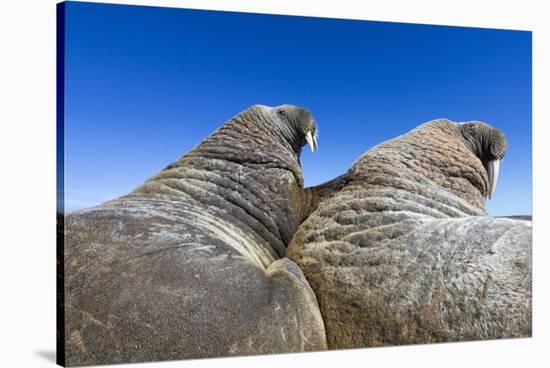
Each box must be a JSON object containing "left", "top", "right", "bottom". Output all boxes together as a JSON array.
[{"left": 64, "top": 193, "right": 326, "bottom": 365}]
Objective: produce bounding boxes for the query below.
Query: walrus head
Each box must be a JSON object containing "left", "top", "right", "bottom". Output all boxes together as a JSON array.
[
  {"left": 457, "top": 121, "right": 508, "bottom": 199},
  {"left": 273, "top": 104, "right": 318, "bottom": 153}
]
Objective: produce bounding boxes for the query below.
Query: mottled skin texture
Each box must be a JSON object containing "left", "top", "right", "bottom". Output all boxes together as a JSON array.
[
  {"left": 287, "top": 119, "right": 532, "bottom": 349},
  {"left": 64, "top": 105, "right": 326, "bottom": 366}
]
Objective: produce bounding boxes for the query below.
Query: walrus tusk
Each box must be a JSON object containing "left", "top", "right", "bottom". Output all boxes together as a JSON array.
[
  {"left": 487, "top": 159, "right": 500, "bottom": 199},
  {"left": 306, "top": 131, "right": 318, "bottom": 152}
]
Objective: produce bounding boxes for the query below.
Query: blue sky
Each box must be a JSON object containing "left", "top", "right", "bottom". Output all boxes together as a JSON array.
[{"left": 62, "top": 1, "right": 532, "bottom": 216}]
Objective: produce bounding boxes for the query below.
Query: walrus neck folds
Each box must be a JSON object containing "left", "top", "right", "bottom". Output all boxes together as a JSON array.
[
  {"left": 350, "top": 119, "right": 490, "bottom": 212},
  {"left": 405, "top": 120, "right": 490, "bottom": 210},
  {"left": 157, "top": 106, "right": 307, "bottom": 187},
  {"left": 129, "top": 105, "right": 313, "bottom": 260}
]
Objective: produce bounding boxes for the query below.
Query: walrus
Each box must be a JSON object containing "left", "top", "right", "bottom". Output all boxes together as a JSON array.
[
  {"left": 287, "top": 119, "right": 532, "bottom": 349},
  {"left": 62, "top": 104, "right": 326, "bottom": 366}
]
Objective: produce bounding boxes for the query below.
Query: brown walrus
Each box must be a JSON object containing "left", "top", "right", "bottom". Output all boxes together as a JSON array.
[
  {"left": 62, "top": 105, "right": 326, "bottom": 365},
  {"left": 288, "top": 119, "right": 531, "bottom": 349}
]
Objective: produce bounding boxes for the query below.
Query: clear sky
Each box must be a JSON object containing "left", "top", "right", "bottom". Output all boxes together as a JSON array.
[{"left": 62, "top": 1, "right": 532, "bottom": 216}]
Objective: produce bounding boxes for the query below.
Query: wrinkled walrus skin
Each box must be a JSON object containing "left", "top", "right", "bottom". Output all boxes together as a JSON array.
[
  {"left": 63, "top": 105, "right": 326, "bottom": 366},
  {"left": 287, "top": 119, "right": 532, "bottom": 349}
]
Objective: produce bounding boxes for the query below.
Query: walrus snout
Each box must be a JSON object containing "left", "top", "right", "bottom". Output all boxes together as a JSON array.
[
  {"left": 488, "top": 128, "right": 507, "bottom": 160},
  {"left": 458, "top": 121, "right": 508, "bottom": 199}
]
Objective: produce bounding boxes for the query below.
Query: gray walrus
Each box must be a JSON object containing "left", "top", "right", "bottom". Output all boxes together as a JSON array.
[
  {"left": 63, "top": 104, "right": 326, "bottom": 366},
  {"left": 287, "top": 119, "right": 532, "bottom": 349}
]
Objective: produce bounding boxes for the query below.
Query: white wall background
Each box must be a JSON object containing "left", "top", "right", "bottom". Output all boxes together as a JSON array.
[{"left": 0, "top": 1, "right": 547, "bottom": 367}]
